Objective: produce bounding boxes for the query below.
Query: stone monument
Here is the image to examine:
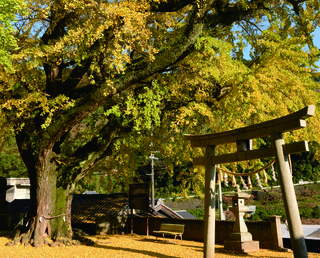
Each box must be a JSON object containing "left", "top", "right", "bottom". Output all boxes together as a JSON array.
[{"left": 224, "top": 186, "right": 259, "bottom": 253}]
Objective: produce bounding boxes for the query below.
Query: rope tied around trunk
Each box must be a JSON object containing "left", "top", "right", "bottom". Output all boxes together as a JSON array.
[
  {"left": 40, "top": 213, "right": 70, "bottom": 220},
  {"left": 25, "top": 213, "right": 71, "bottom": 226}
]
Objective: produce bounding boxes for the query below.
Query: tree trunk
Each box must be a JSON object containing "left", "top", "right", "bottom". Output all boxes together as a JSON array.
[{"left": 12, "top": 134, "right": 76, "bottom": 247}]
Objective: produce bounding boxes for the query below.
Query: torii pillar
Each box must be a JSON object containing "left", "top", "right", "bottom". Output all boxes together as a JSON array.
[
  {"left": 272, "top": 132, "right": 306, "bottom": 257},
  {"left": 203, "top": 145, "right": 216, "bottom": 257},
  {"left": 185, "top": 105, "right": 315, "bottom": 258}
]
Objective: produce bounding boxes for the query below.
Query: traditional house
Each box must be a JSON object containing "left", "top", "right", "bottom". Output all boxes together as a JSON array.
[
  {"left": 71, "top": 193, "right": 130, "bottom": 235},
  {"left": 0, "top": 177, "right": 195, "bottom": 233},
  {"left": 1, "top": 178, "right": 30, "bottom": 203},
  {"left": 151, "top": 198, "right": 199, "bottom": 219},
  {"left": 71, "top": 195, "right": 193, "bottom": 234},
  {"left": 0, "top": 177, "right": 30, "bottom": 230}
]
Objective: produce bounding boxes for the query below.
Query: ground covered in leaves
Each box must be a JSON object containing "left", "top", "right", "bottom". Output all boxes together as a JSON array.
[{"left": 0, "top": 231, "right": 319, "bottom": 258}]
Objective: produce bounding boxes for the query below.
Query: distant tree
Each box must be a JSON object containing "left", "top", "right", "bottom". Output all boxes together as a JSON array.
[
  {"left": 291, "top": 142, "right": 320, "bottom": 183},
  {"left": 0, "top": 136, "right": 27, "bottom": 178}
]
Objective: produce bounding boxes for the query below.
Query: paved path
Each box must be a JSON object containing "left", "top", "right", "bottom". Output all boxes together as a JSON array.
[{"left": 281, "top": 224, "right": 320, "bottom": 239}]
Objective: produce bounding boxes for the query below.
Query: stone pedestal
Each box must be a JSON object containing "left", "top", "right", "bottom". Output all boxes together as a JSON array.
[
  {"left": 224, "top": 187, "right": 259, "bottom": 253},
  {"left": 230, "top": 232, "right": 253, "bottom": 242},
  {"left": 224, "top": 240, "right": 259, "bottom": 253}
]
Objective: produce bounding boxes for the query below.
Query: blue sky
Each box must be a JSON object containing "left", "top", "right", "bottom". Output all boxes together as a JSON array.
[
  {"left": 313, "top": 27, "right": 320, "bottom": 70},
  {"left": 241, "top": 26, "right": 320, "bottom": 71}
]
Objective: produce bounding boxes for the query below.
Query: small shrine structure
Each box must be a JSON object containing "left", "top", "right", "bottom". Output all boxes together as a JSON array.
[{"left": 185, "top": 105, "right": 315, "bottom": 258}]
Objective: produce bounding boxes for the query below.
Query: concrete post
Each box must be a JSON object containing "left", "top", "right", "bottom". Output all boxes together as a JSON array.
[
  {"left": 271, "top": 132, "right": 308, "bottom": 258},
  {"left": 204, "top": 145, "right": 216, "bottom": 258}
]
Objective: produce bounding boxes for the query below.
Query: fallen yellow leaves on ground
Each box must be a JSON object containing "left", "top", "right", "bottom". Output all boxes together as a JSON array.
[{"left": 0, "top": 233, "right": 319, "bottom": 258}]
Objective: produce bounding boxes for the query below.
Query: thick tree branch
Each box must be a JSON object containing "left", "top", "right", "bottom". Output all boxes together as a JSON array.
[
  {"left": 149, "top": 0, "right": 195, "bottom": 12},
  {"left": 286, "top": 0, "right": 306, "bottom": 15},
  {"left": 39, "top": 4, "right": 206, "bottom": 148},
  {"left": 41, "top": 6, "right": 75, "bottom": 97},
  {"left": 55, "top": 115, "right": 122, "bottom": 185},
  {"left": 59, "top": 27, "right": 115, "bottom": 97},
  {"left": 205, "top": 0, "right": 267, "bottom": 28},
  {"left": 40, "top": 0, "right": 274, "bottom": 150}
]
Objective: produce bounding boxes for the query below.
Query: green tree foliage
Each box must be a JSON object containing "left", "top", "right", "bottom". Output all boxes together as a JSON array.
[
  {"left": 291, "top": 142, "right": 320, "bottom": 183},
  {"left": 1, "top": 0, "right": 320, "bottom": 245},
  {"left": 0, "top": 136, "right": 27, "bottom": 178},
  {"left": 74, "top": 171, "right": 127, "bottom": 194}
]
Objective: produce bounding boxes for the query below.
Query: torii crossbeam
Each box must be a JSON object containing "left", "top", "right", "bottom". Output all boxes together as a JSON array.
[{"left": 184, "top": 105, "right": 316, "bottom": 258}]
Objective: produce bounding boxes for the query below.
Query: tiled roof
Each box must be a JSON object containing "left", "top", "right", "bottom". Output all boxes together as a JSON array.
[
  {"left": 132, "top": 207, "right": 166, "bottom": 218},
  {"left": 82, "top": 191, "right": 99, "bottom": 194},
  {"left": 174, "top": 210, "right": 199, "bottom": 219},
  {"left": 152, "top": 198, "right": 183, "bottom": 219},
  {"left": 6, "top": 178, "right": 30, "bottom": 186},
  {"left": 155, "top": 205, "right": 183, "bottom": 219},
  {"left": 71, "top": 193, "right": 129, "bottom": 224}
]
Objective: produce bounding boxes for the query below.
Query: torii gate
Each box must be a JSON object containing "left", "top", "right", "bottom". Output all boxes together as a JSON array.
[{"left": 184, "top": 105, "right": 315, "bottom": 258}]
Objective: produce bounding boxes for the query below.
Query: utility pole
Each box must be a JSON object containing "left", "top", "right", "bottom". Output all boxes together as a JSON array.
[
  {"left": 148, "top": 151, "right": 159, "bottom": 209},
  {"left": 148, "top": 123, "right": 159, "bottom": 209},
  {"left": 151, "top": 152, "right": 155, "bottom": 209}
]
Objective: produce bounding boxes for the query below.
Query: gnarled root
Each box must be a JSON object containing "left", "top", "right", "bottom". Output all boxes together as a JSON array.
[
  {"left": 6, "top": 225, "right": 80, "bottom": 248},
  {"left": 6, "top": 233, "right": 80, "bottom": 248}
]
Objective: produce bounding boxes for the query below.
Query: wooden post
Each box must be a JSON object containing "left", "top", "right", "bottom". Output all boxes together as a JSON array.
[
  {"left": 204, "top": 145, "right": 216, "bottom": 258},
  {"left": 271, "top": 132, "right": 308, "bottom": 258},
  {"left": 218, "top": 166, "right": 224, "bottom": 220},
  {"left": 131, "top": 208, "right": 133, "bottom": 235},
  {"left": 147, "top": 208, "right": 149, "bottom": 236},
  {"left": 218, "top": 181, "right": 223, "bottom": 220}
]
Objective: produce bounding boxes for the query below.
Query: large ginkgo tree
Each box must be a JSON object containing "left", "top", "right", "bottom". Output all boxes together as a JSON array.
[{"left": 1, "top": 0, "right": 320, "bottom": 247}]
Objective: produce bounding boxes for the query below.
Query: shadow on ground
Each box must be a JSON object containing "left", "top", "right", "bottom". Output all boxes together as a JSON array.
[
  {"left": 215, "top": 246, "right": 294, "bottom": 258},
  {"left": 0, "top": 231, "right": 14, "bottom": 241},
  {"left": 93, "top": 243, "right": 178, "bottom": 258},
  {"left": 136, "top": 237, "right": 203, "bottom": 252}
]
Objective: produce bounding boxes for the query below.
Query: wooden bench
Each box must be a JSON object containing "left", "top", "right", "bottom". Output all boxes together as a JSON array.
[{"left": 153, "top": 223, "right": 185, "bottom": 242}]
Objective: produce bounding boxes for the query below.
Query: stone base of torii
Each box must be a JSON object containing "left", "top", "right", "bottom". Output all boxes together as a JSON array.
[{"left": 185, "top": 105, "right": 315, "bottom": 258}]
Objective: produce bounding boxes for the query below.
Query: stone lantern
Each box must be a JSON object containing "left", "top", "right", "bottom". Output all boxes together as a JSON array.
[{"left": 224, "top": 186, "right": 259, "bottom": 253}]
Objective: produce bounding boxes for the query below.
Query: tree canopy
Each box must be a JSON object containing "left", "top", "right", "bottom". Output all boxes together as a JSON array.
[
  {"left": 1, "top": 0, "right": 320, "bottom": 246},
  {"left": 0, "top": 0, "right": 25, "bottom": 72}
]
